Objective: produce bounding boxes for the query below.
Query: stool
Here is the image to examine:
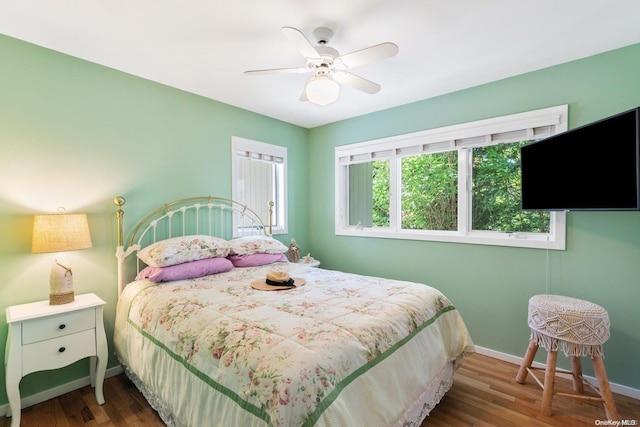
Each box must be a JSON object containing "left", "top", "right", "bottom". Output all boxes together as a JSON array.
[{"left": 515, "top": 294, "right": 619, "bottom": 420}]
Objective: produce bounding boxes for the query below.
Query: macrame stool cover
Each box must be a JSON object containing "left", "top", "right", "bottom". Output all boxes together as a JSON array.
[{"left": 528, "top": 294, "right": 610, "bottom": 358}]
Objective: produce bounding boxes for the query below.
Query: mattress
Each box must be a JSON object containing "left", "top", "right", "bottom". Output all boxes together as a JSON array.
[{"left": 114, "top": 262, "right": 474, "bottom": 426}]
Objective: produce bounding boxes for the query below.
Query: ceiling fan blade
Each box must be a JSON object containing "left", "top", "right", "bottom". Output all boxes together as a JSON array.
[
  {"left": 337, "top": 42, "right": 399, "bottom": 68},
  {"left": 244, "top": 67, "right": 309, "bottom": 75},
  {"left": 281, "top": 26, "right": 322, "bottom": 60},
  {"left": 333, "top": 71, "right": 381, "bottom": 94}
]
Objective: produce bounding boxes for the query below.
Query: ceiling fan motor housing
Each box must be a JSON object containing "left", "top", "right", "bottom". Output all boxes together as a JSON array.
[
  {"left": 314, "top": 63, "right": 332, "bottom": 76},
  {"left": 312, "top": 27, "right": 334, "bottom": 45}
]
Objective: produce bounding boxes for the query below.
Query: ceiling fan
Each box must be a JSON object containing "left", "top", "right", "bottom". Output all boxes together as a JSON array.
[{"left": 244, "top": 26, "right": 399, "bottom": 106}]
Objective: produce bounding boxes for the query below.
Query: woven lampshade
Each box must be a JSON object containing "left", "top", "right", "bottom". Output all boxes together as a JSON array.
[
  {"left": 32, "top": 213, "right": 92, "bottom": 253},
  {"left": 32, "top": 213, "right": 92, "bottom": 305}
]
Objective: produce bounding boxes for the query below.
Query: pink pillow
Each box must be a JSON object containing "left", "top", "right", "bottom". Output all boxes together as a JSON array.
[
  {"left": 135, "top": 257, "right": 234, "bottom": 282},
  {"left": 227, "top": 253, "right": 287, "bottom": 267}
]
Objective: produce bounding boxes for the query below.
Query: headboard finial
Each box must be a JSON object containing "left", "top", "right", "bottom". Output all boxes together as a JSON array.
[
  {"left": 268, "top": 200, "right": 274, "bottom": 236},
  {"left": 114, "top": 196, "right": 126, "bottom": 246}
]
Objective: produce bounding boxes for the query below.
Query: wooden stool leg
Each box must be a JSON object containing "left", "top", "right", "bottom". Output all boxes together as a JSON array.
[
  {"left": 541, "top": 349, "right": 558, "bottom": 416},
  {"left": 570, "top": 356, "right": 584, "bottom": 393},
  {"left": 516, "top": 341, "right": 538, "bottom": 384},
  {"left": 592, "top": 356, "right": 619, "bottom": 421}
]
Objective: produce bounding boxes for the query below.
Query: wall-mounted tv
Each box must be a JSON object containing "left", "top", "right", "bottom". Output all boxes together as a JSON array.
[{"left": 521, "top": 107, "right": 640, "bottom": 211}]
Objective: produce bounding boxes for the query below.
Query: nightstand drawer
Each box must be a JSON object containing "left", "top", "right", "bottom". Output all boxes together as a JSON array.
[
  {"left": 22, "top": 309, "right": 96, "bottom": 345},
  {"left": 22, "top": 329, "right": 97, "bottom": 375}
]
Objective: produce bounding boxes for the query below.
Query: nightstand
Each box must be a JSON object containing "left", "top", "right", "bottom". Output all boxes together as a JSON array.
[
  {"left": 4, "top": 293, "right": 108, "bottom": 427},
  {"left": 298, "top": 259, "right": 320, "bottom": 268}
]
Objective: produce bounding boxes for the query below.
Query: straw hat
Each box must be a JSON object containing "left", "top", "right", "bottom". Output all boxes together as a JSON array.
[{"left": 251, "top": 270, "right": 306, "bottom": 291}]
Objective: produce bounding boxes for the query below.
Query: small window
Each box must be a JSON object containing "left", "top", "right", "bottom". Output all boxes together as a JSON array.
[
  {"left": 348, "top": 160, "right": 390, "bottom": 228},
  {"left": 401, "top": 151, "right": 458, "bottom": 231},
  {"left": 335, "top": 105, "right": 568, "bottom": 250},
  {"left": 471, "top": 142, "right": 550, "bottom": 233},
  {"left": 232, "top": 137, "right": 287, "bottom": 235}
]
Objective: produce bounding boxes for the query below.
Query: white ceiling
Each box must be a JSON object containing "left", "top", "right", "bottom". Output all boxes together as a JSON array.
[{"left": 2, "top": 1, "right": 640, "bottom": 128}]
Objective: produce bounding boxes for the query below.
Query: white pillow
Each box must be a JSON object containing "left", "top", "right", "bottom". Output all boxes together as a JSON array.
[
  {"left": 137, "top": 235, "right": 230, "bottom": 267},
  {"left": 228, "top": 235, "right": 288, "bottom": 256}
]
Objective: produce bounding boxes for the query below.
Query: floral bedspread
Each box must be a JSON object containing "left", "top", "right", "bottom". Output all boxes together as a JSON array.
[{"left": 115, "top": 263, "right": 474, "bottom": 427}]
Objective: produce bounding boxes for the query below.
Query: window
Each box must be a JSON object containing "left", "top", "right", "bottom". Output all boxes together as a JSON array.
[
  {"left": 335, "top": 105, "right": 568, "bottom": 249},
  {"left": 232, "top": 137, "right": 287, "bottom": 235}
]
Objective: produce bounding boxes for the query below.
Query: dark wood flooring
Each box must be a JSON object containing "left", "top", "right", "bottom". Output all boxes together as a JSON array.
[{"left": 2, "top": 353, "right": 638, "bottom": 426}]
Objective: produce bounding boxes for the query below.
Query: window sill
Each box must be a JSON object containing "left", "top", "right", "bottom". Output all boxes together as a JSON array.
[{"left": 335, "top": 226, "right": 565, "bottom": 250}]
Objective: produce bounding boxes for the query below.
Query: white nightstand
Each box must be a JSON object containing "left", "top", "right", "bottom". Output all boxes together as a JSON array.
[
  {"left": 4, "top": 293, "right": 108, "bottom": 427},
  {"left": 298, "top": 259, "right": 320, "bottom": 268}
]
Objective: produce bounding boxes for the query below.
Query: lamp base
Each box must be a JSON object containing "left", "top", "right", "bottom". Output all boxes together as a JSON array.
[
  {"left": 50, "top": 290, "right": 75, "bottom": 305},
  {"left": 49, "top": 255, "right": 75, "bottom": 305}
]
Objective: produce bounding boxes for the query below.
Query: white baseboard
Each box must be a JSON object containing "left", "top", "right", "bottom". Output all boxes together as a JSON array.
[
  {"left": 0, "top": 365, "right": 123, "bottom": 417},
  {"left": 474, "top": 345, "right": 640, "bottom": 400}
]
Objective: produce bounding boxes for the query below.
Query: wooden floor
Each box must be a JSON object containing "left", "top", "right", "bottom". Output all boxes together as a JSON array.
[
  {"left": 425, "top": 353, "right": 639, "bottom": 426},
  {"left": 3, "top": 353, "right": 638, "bottom": 426}
]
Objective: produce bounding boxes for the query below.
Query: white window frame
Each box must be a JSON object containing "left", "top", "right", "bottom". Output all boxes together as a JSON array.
[
  {"left": 335, "top": 105, "right": 568, "bottom": 250},
  {"left": 232, "top": 136, "right": 287, "bottom": 235}
]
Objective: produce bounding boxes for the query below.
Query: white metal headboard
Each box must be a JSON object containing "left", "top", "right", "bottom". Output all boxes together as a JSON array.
[{"left": 114, "top": 196, "right": 270, "bottom": 294}]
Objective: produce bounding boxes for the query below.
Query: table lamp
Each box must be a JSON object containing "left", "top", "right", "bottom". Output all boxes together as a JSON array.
[{"left": 32, "top": 212, "right": 92, "bottom": 305}]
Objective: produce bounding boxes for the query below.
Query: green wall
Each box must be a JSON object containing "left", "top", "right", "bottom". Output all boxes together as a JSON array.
[
  {"left": 1, "top": 31, "right": 639, "bottom": 409},
  {"left": 0, "top": 34, "right": 308, "bottom": 405},
  {"left": 308, "top": 43, "right": 640, "bottom": 390}
]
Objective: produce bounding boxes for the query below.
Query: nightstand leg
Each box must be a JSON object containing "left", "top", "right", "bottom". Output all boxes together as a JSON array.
[
  {"left": 90, "top": 355, "right": 97, "bottom": 387},
  {"left": 94, "top": 306, "right": 108, "bottom": 405},
  {"left": 5, "top": 325, "right": 22, "bottom": 427},
  {"left": 6, "top": 371, "right": 21, "bottom": 427},
  {"left": 91, "top": 355, "right": 107, "bottom": 405}
]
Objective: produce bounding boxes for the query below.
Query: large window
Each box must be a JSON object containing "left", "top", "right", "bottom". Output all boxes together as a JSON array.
[
  {"left": 232, "top": 137, "right": 287, "bottom": 235},
  {"left": 335, "top": 106, "right": 568, "bottom": 249}
]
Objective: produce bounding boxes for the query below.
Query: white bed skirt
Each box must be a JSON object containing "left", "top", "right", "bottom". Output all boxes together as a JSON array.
[{"left": 120, "top": 354, "right": 458, "bottom": 427}]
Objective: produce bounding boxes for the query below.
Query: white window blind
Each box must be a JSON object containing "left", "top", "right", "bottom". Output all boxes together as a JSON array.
[
  {"left": 232, "top": 137, "right": 287, "bottom": 234},
  {"left": 337, "top": 106, "right": 564, "bottom": 165}
]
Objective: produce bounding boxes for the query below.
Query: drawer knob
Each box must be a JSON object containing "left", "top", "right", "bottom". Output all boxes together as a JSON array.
[
  {"left": 59, "top": 324, "right": 66, "bottom": 330},
  {"left": 58, "top": 347, "right": 66, "bottom": 353}
]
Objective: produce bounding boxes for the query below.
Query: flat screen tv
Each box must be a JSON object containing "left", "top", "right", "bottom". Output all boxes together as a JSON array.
[{"left": 521, "top": 107, "right": 640, "bottom": 211}]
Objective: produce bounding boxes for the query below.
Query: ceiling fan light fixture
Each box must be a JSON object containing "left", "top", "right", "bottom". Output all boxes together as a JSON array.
[{"left": 305, "top": 75, "right": 339, "bottom": 106}]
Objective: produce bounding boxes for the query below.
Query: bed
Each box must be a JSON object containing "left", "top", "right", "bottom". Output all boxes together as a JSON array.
[{"left": 112, "top": 196, "right": 474, "bottom": 426}]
